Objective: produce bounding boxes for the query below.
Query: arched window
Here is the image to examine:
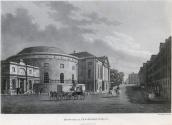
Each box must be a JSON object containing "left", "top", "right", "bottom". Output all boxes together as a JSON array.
[
  {"left": 12, "top": 79, "right": 16, "bottom": 90},
  {"left": 60, "top": 73, "right": 64, "bottom": 83},
  {"left": 29, "top": 80, "right": 32, "bottom": 89},
  {"left": 44, "top": 72, "right": 49, "bottom": 83},
  {"left": 72, "top": 74, "right": 74, "bottom": 83}
]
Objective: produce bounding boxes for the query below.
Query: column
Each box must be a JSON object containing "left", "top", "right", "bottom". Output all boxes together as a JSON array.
[
  {"left": 17, "top": 78, "right": 20, "bottom": 95},
  {"left": 18, "top": 78, "right": 20, "bottom": 88},
  {"left": 24, "top": 80, "right": 26, "bottom": 92},
  {"left": 16, "top": 78, "right": 18, "bottom": 88},
  {"left": 9, "top": 78, "right": 12, "bottom": 95},
  {"left": 108, "top": 67, "right": 110, "bottom": 91},
  {"left": 93, "top": 59, "right": 96, "bottom": 92},
  {"left": 32, "top": 80, "right": 34, "bottom": 93}
]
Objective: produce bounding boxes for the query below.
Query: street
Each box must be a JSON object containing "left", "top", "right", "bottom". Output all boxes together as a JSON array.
[{"left": 1, "top": 85, "right": 171, "bottom": 113}]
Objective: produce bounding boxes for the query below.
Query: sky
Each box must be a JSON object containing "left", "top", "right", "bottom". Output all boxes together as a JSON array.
[{"left": 1, "top": 1, "right": 172, "bottom": 80}]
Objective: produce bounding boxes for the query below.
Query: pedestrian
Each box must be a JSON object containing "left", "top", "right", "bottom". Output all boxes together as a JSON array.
[
  {"left": 111, "top": 87, "right": 117, "bottom": 96},
  {"left": 40, "top": 88, "right": 43, "bottom": 95},
  {"left": 116, "top": 86, "right": 121, "bottom": 95}
]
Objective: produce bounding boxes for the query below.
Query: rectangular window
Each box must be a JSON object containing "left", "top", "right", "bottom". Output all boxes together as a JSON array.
[
  {"left": 44, "top": 63, "right": 49, "bottom": 68},
  {"left": 44, "top": 72, "right": 49, "bottom": 83},
  {"left": 29, "top": 69, "right": 32, "bottom": 74},
  {"left": 88, "top": 69, "right": 91, "bottom": 79},
  {"left": 12, "top": 67, "right": 15, "bottom": 72},
  {"left": 88, "top": 62, "right": 92, "bottom": 65},
  {"left": 88, "top": 62, "right": 92, "bottom": 68},
  {"left": 72, "top": 66, "right": 75, "bottom": 70},
  {"left": 60, "top": 64, "right": 64, "bottom": 68}
]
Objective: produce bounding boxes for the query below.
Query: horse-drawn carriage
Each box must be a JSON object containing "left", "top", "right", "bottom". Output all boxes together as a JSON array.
[{"left": 49, "top": 84, "right": 85, "bottom": 101}]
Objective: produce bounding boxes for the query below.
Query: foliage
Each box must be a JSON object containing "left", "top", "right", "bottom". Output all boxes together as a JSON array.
[{"left": 110, "top": 69, "right": 124, "bottom": 87}]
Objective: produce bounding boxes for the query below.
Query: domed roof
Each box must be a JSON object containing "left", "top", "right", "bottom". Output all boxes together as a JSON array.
[{"left": 17, "top": 46, "right": 66, "bottom": 55}]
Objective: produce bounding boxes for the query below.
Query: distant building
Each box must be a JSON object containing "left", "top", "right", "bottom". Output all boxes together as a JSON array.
[
  {"left": 138, "top": 63, "right": 148, "bottom": 87},
  {"left": 1, "top": 60, "right": 40, "bottom": 95},
  {"left": 128, "top": 72, "right": 139, "bottom": 85},
  {"left": 71, "top": 52, "right": 110, "bottom": 93},
  {"left": 125, "top": 78, "right": 129, "bottom": 84},
  {"left": 138, "top": 36, "right": 171, "bottom": 101}
]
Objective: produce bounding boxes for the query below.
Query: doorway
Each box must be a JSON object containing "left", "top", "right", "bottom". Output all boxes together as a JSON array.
[
  {"left": 102, "top": 81, "right": 105, "bottom": 91},
  {"left": 20, "top": 79, "right": 25, "bottom": 94}
]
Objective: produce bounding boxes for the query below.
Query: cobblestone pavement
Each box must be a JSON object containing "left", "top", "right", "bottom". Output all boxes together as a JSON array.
[{"left": 1, "top": 85, "right": 171, "bottom": 113}]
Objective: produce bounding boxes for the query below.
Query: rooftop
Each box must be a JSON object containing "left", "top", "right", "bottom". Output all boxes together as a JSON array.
[
  {"left": 70, "top": 52, "right": 95, "bottom": 58},
  {"left": 17, "top": 46, "right": 66, "bottom": 55},
  {"left": 97, "top": 56, "right": 108, "bottom": 63}
]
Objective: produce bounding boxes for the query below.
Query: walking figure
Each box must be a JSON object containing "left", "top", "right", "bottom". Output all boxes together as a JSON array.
[{"left": 116, "top": 86, "right": 121, "bottom": 95}]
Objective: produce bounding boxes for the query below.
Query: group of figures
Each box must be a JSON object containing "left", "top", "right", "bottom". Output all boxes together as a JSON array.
[{"left": 109, "top": 86, "right": 121, "bottom": 96}]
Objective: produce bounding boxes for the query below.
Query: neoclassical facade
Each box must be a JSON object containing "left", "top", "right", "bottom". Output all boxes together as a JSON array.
[
  {"left": 4, "top": 46, "right": 78, "bottom": 93},
  {"left": 1, "top": 60, "right": 40, "bottom": 95},
  {"left": 2, "top": 46, "right": 111, "bottom": 94},
  {"left": 71, "top": 52, "right": 110, "bottom": 93}
]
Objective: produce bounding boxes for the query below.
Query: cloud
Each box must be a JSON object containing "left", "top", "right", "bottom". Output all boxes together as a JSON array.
[
  {"left": 2, "top": 8, "right": 40, "bottom": 41},
  {"left": 83, "top": 29, "right": 151, "bottom": 60},
  {"left": 103, "top": 31, "right": 151, "bottom": 59},
  {"left": 82, "top": 12, "right": 121, "bottom": 26},
  {"left": 1, "top": 6, "right": 95, "bottom": 59},
  {"left": 43, "top": 1, "right": 121, "bottom": 28},
  {"left": 44, "top": 1, "right": 89, "bottom": 27},
  {"left": 2, "top": 1, "right": 161, "bottom": 77},
  {"left": 1, "top": 1, "right": 62, "bottom": 29}
]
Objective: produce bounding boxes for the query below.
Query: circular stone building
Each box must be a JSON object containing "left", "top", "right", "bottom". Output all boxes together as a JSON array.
[{"left": 6, "top": 46, "right": 78, "bottom": 93}]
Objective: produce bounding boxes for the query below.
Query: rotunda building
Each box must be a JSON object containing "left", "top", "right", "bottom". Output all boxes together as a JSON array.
[{"left": 6, "top": 46, "right": 78, "bottom": 93}]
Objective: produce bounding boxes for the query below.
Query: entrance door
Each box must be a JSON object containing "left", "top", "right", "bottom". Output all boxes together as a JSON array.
[
  {"left": 20, "top": 79, "right": 24, "bottom": 94},
  {"left": 102, "top": 81, "right": 105, "bottom": 91}
]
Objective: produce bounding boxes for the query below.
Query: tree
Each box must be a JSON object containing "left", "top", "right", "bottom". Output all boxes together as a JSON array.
[{"left": 110, "top": 69, "right": 124, "bottom": 88}]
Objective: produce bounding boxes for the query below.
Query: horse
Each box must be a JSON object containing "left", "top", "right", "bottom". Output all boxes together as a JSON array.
[
  {"left": 71, "top": 91, "right": 85, "bottom": 100},
  {"left": 49, "top": 91, "right": 58, "bottom": 100}
]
